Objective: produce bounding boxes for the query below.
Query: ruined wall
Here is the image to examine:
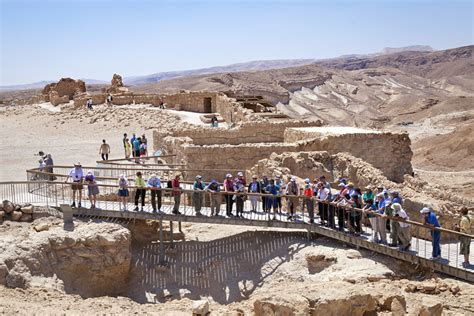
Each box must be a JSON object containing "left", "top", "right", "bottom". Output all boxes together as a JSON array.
[
  {"left": 154, "top": 120, "right": 321, "bottom": 147},
  {"left": 216, "top": 93, "right": 257, "bottom": 123},
  {"left": 164, "top": 91, "right": 217, "bottom": 112},
  {"left": 285, "top": 128, "right": 413, "bottom": 182}
]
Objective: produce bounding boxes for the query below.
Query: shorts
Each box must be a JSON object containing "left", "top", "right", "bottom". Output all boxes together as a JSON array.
[
  {"left": 71, "top": 182, "right": 83, "bottom": 191},
  {"left": 88, "top": 185, "right": 99, "bottom": 196},
  {"left": 118, "top": 188, "right": 129, "bottom": 197},
  {"left": 460, "top": 236, "right": 471, "bottom": 255}
]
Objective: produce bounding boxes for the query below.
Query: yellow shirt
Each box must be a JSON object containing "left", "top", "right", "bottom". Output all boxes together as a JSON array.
[
  {"left": 135, "top": 177, "right": 146, "bottom": 188},
  {"left": 460, "top": 216, "right": 471, "bottom": 234}
]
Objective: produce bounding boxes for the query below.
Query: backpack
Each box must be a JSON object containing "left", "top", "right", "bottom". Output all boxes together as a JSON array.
[{"left": 167, "top": 180, "right": 172, "bottom": 188}]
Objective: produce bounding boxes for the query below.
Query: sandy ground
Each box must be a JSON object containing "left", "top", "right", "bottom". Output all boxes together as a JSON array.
[{"left": 0, "top": 103, "right": 208, "bottom": 182}]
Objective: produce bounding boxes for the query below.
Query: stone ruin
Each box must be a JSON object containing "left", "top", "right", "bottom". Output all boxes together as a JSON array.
[
  {"left": 42, "top": 77, "right": 86, "bottom": 106},
  {"left": 105, "top": 73, "right": 128, "bottom": 94}
]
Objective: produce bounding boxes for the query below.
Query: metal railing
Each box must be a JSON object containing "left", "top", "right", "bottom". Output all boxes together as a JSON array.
[{"left": 1, "top": 180, "right": 472, "bottom": 275}]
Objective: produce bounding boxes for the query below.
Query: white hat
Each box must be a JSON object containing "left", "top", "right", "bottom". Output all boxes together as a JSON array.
[
  {"left": 74, "top": 162, "right": 82, "bottom": 167},
  {"left": 237, "top": 172, "right": 243, "bottom": 177},
  {"left": 226, "top": 173, "right": 232, "bottom": 178},
  {"left": 338, "top": 183, "right": 346, "bottom": 187},
  {"left": 151, "top": 173, "right": 157, "bottom": 178},
  {"left": 290, "top": 177, "right": 296, "bottom": 182},
  {"left": 196, "top": 175, "right": 202, "bottom": 179},
  {"left": 420, "top": 207, "right": 431, "bottom": 214},
  {"left": 304, "top": 178, "right": 310, "bottom": 183}
]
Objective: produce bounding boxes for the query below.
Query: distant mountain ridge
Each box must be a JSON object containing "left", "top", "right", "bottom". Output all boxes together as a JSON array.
[{"left": 0, "top": 44, "right": 438, "bottom": 91}]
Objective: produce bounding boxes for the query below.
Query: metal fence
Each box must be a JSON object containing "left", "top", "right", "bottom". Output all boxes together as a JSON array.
[{"left": 1, "top": 180, "right": 472, "bottom": 273}]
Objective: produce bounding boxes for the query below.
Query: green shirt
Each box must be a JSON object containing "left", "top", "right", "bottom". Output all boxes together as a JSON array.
[{"left": 135, "top": 177, "right": 146, "bottom": 188}]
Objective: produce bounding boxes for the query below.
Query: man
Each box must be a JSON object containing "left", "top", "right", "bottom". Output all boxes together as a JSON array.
[
  {"left": 234, "top": 176, "right": 245, "bottom": 218},
  {"left": 134, "top": 171, "right": 146, "bottom": 212},
  {"left": 147, "top": 174, "right": 162, "bottom": 213},
  {"left": 99, "top": 139, "right": 111, "bottom": 161},
  {"left": 265, "top": 178, "right": 280, "bottom": 220},
  {"left": 317, "top": 182, "right": 331, "bottom": 226},
  {"left": 132, "top": 137, "right": 141, "bottom": 158},
  {"left": 205, "top": 179, "right": 221, "bottom": 216},
  {"left": 285, "top": 176, "right": 299, "bottom": 220},
  {"left": 260, "top": 175, "right": 269, "bottom": 212},
  {"left": 392, "top": 203, "right": 411, "bottom": 251},
  {"left": 375, "top": 193, "right": 388, "bottom": 244},
  {"left": 193, "top": 175, "right": 205, "bottom": 216},
  {"left": 122, "top": 133, "right": 128, "bottom": 157},
  {"left": 107, "top": 94, "right": 113, "bottom": 105},
  {"left": 248, "top": 176, "right": 262, "bottom": 212},
  {"left": 457, "top": 207, "right": 472, "bottom": 267},
  {"left": 172, "top": 174, "right": 182, "bottom": 215},
  {"left": 275, "top": 175, "right": 284, "bottom": 213},
  {"left": 421, "top": 207, "right": 441, "bottom": 260},
  {"left": 43, "top": 154, "right": 55, "bottom": 180},
  {"left": 64, "top": 162, "right": 84, "bottom": 208},
  {"left": 130, "top": 134, "right": 137, "bottom": 157}
]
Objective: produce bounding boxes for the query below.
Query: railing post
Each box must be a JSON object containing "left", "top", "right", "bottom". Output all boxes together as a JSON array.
[
  {"left": 169, "top": 221, "right": 174, "bottom": 249},
  {"left": 159, "top": 217, "right": 165, "bottom": 265}
]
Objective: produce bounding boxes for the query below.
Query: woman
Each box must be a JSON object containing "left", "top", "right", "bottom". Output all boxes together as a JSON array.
[
  {"left": 117, "top": 174, "right": 129, "bottom": 211},
  {"left": 124, "top": 138, "right": 132, "bottom": 159},
  {"left": 234, "top": 177, "right": 245, "bottom": 218},
  {"left": 224, "top": 174, "right": 234, "bottom": 217},
  {"left": 392, "top": 203, "right": 411, "bottom": 251},
  {"left": 248, "top": 176, "right": 261, "bottom": 212},
  {"left": 85, "top": 171, "right": 99, "bottom": 209}
]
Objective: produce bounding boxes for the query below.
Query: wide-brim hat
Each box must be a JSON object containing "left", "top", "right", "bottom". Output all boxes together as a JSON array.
[{"left": 74, "top": 162, "right": 82, "bottom": 167}]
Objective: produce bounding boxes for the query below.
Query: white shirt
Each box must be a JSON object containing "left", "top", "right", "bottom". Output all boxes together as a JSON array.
[
  {"left": 69, "top": 168, "right": 84, "bottom": 181},
  {"left": 396, "top": 209, "right": 410, "bottom": 228},
  {"left": 318, "top": 187, "right": 330, "bottom": 200}
]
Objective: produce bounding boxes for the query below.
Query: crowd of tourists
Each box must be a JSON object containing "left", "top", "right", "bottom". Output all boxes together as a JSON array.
[
  {"left": 62, "top": 162, "right": 472, "bottom": 267},
  {"left": 122, "top": 132, "right": 148, "bottom": 159}
]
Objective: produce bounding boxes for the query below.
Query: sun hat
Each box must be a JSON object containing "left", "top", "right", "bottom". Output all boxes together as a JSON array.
[
  {"left": 304, "top": 178, "right": 310, "bottom": 183},
  {"left": 338, "top": 183, "right": 346, "bottom": 187},
  {"left": 74, "top": 162, "right": 82, "bottom": 167},
  {"left": 391, "top": 203, "right": 402, "bottom": 211},
  {"left": 290, "top": 177, "right": 296, "bottom": 182},
  {"left": 252, "top": 175, "right": 257, "bottom": 179},
  {"left": 420, "top": 207, "right": 431, "bottom": 214},
  {"left": 237, "top": 172, "right": 243, "bottom": 177},
  {"left": 196, "top": 175, "right": 202, "bottom": 179},
  {"left": 275, "top": 175, "right": 281, "bottom": 179},
  {"left": 226, "top": 173, "right": 232, "bottom": 178},
  {"left": 347, "top": 182, "right": 354, "bottom": 187}
]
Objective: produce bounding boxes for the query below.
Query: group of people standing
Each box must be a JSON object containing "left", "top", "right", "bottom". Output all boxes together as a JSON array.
[{"left": 122, "top": 133, "right": 148, "bottom": 159}]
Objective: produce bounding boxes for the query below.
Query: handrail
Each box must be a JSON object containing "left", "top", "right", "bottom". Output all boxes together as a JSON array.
[
  {"left": 28, "top": 165, "right": 243, "bottom": 172},
  {"left": 97, "top": 155, "right": 177, "bottom": 163},
  {"left": 3, "top": 180, "right": 472, "bottom": 239}
]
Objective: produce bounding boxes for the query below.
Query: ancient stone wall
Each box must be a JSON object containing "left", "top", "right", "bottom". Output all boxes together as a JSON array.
[
  {"left": 164, "top": 91, "right": 217, "bottom": 112},
  {"left": 285, "top": 127, "right": 413, "bottom": 182}
]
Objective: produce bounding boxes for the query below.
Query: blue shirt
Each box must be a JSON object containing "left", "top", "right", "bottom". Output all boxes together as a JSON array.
[
  {"left": 147, "top": 177, "right": 161, "bottom": 188},
  {"left": 265, "top": 184, "right": 280, "bottom": 195},
  {"left": 425, "top": 212, "right": 440, "bottom": 227}
]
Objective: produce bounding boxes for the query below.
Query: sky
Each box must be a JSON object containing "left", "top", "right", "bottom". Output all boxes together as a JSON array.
[{"left": 0, "top": 0, "right": 472, "bottom": 85}]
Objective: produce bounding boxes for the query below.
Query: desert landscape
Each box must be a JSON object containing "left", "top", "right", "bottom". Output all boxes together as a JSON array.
[{"left": 1, "top": 1, "right": 473, "bottom": 315}]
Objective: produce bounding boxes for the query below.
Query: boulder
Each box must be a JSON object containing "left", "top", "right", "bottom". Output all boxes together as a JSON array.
[
  {"left": 11, "top": 210, "right": 22, "bottom": 221},
  {"left": 0, "top": 211, "right": 5, "bottom": 221},
  {"left": 34, "top": 222, "right": 51, "bottom": 232},
  {"left": 42, "top": 78, "right": 86, "bottom": 100},
  {"left": 111, "top": 73, "right": 123, "bottom": 87},
  {"left": 418, "top": 297, "right": 443, "bottom": 316},
  {"left": 192, "top": 300, "right": 209, "bottom": 316},
  {"left": 20, "top": 205, "right": 34, "bottom": 214},
  {"left": 19, "top": 214, "right": 32, "bottom": 222},
  {"left": 3, "top": 200, "right": 15, "bottom": 213},
  {"left": 254, "top": 296, "right": 309, "bottom": 316}
]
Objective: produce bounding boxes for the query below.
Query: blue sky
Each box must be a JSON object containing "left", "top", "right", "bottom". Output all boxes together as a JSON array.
[{"left": 1, "top": 0, "right": 472, "bottom": 85}]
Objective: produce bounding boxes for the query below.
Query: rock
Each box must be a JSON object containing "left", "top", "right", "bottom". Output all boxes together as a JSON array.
[
  {"left": 42, "top": 78, "right": 86, "bottom": 100},
  {"left": 305, "top": 254, "right": 337, "bottom": 274},
  {"left": 418, "top": 297, "right": 443, "bottom": 316},
  {"left": 0, "top": 211, "right": 5, "bottom": 221},
  {"left": 34, "top": 222, "right": 51, "bottom": 232},
  {"left": 11, "top": 210, "right": 22, "bottom": 221},
  {"left": 0, "top": 263, "right": 8, "bottom": 286},
  {"left": 312, "top": 294, "right": 378, "bottom": 316},
  {"left": 388, "top": 296, "right": 406, "bottom": 315},
  {"left": 450, "top": 285, "right": 460, "bottom": 295},
  {"left": 3, "top": 200, "right": 15, "bottom": 213},
  {"left": 254, "top": 296, "right": 309, "bottom": 316},
  {"left": 20, "top": 205, "right": 34, "bottom": 214},
  {"left": 192, "top": 300, "right": 209, "bottom": 315},
  {"left": 19, "top": 214, "right": 32, "bottom": 222},
  {"left": 417, "top": 282, "right": 438, "bottom": 294}
]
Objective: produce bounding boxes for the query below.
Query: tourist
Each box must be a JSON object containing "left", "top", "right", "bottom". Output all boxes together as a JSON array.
[
  {"left": 285, "top": 176, "right": 299, "bottom": 220},
  {"left": 335, "top": 183, "right": 347, "bottom": 231},
  {"left": 420, "top": 207, "right": 441, "bottom": 260},
  {"left": 87, "top": 98, "right": 93, "bottom": 110},
  {"left": 193, "top": 175, "right": 205, "bottom": 216},
  {"left": 363, "top": 198, "right": 377, "bottom": 241},
  {"left": 99, "top": 139, "right": 111, "bottom": 161},
  {"left": 275, "top": 175, "right": 284, "bottom": 213},
  {"left": 210, "top": 115, "right": 218, "bottom": 128},
  {"left": 234, "top": 176, "right": 245, "bottom": 218},
  {"left": 260, "top": 175, "right": 270, "bottom": 212},
  {"left": 317, "top": 182, "right": 331, "bottom": 226},
  {"left": 384, "top": 195, "right": 399, "bottom": 247},
  {"left": 106, "top": 94, "right": 113, "bottom": 105},
  {"left": 205, "top": 179, "right": 221, "bottom": 216},
  {"left": 147, "top": 173, "right": 162, "bottom": 213},
  {"left": 117, "top": 174, "right": 129, "bottom": 211},
  {"left": 65, "top": 162, "right": 84, "bottom": 208},
  {"left": 124, "top": 138, "right": 132, "bottom": 159},
  {"left": 237, "top": 172, "right": 246, "bottom": 186},
  {"left": 248, "top": 176, "right": 262, "bottom": 212},
  {"left": 392, "top": 203, "right": 411, "bottom": 251},
  {"left": 130, "top": 134, "right": 137, "bottom": 157},
  {"left": 375, "top": 193, "right": 388, "bottom": 244},
  {"left": 265, "top": 178, "right": 280, "bottom": 220},
  {"left": 139, "top": 141, "right": 147, "bottom": 157},
  {"left": 43, "top": 154, "right": 55, "bottom": 180},
  {"left": 84, "top": 171, "right": 99, "bottom": 209},
  {"left": 123, "top": 133, "right": 128, "bottom": 157},
  {"left": 132, "top": 137, "right": 141, "bottom": 158},
  {"left": 159, "top": 97, "right": 165, "bottom": 109},
  {"left": 134, "top": 171, "right": 146, "bottom": 212},
  {"left": 391, "top": 191, "right": 403, "bottom": 205},
  {"left": 224, "top": 174, "right": 234, "bottom": 217},
  {"left": 171, "top": 173, "right": 182, "bottom": 215},
  {"left": 319, "top": 175, "right": 331, "bottom": 190},
  {"left": 349, "top": 194, "right": 362, "bottom": 235},
  {"left": 37, "top": 158, "right": 46, "bottom": 180},
  {"left": 303, "top": 178, "right": 314, "bottom": 223},
  {"left": 457, "top": 207, "right": 471, "bottom": 267}
]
